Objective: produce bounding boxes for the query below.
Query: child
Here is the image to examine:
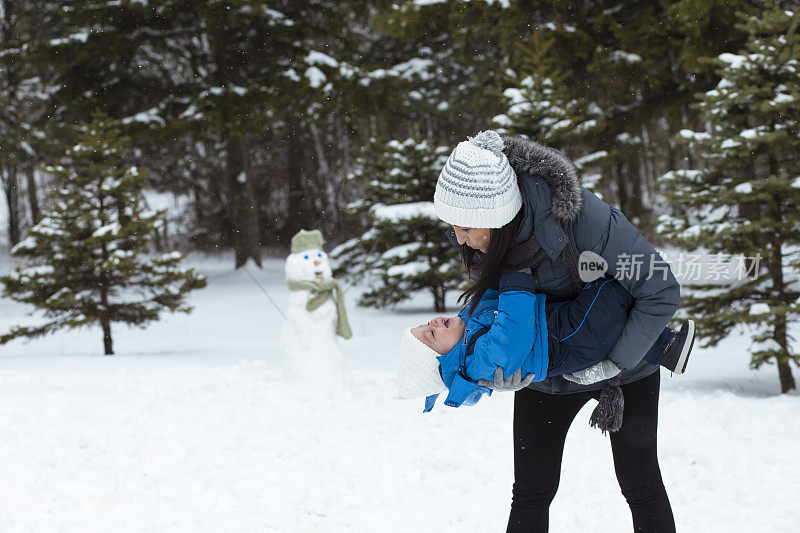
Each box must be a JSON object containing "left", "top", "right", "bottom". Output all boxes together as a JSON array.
[{"left": 398, "top": 271, "right": 695, "bottom": 412}]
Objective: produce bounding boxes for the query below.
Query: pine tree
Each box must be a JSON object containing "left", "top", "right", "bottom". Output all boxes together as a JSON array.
[
  {"left": 332, "top": 138, "right": 462, "bottom": 312},
  {"left": 657, "top": 4, "right": 800, "bottom": 392},
  {"left": 492, "top": 52, "right": 606, "bottom": 190},
  {"left": 494, "top": 67, "right": 603, "bottom": 147},
  {"left": 0, "top": 0, "right": 61, "bottom": 246},
  {"left": 484, "top": 1, "right": 754, "bottom": 235},
  {"left": 0, "top": 113, "right": 207, "bottom": 355},
  {"left": 374, "top": 0, "right": 514, "bottom": 139},
  {"left": 13, "top": 1, "right": 358, "bottom": 259}
]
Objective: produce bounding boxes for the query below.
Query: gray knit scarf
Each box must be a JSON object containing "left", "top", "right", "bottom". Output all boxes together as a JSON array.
[{"left": 502, "top": 218, "right": 583, "bottom": 291}]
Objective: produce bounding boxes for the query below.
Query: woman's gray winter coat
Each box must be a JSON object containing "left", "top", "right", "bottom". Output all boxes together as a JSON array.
[{"left": 446, "top": 134, "right": 681, "bottom": 394}]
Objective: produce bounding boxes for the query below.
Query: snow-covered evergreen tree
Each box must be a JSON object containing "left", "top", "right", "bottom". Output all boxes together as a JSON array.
[
  {"left": 493, "top": 60, "right": 606, "bottom": 190},
  {"left": 0, "top": 0, "right": 61, "bottom": 245},
  {"left": 0, "top": 113, "right": 207, "bottom": 355},
  {"left": 657, "top": 3, "right": 800, "bottom": 392},
  {"left": 332, "top": 138, "right": 461, "bottom": 312},
  {"left": 493, "top": 54, "right": 603, "bottom": 143}
]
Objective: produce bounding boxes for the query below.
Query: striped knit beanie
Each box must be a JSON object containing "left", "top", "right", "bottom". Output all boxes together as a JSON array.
[{"left": 434, "top": 130, "right": 522, "bottom": 228}]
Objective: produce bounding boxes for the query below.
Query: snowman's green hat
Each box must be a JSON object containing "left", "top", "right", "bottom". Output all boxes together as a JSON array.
[{"left": 291, "top": 229, "right": 325, "bottom": 254}]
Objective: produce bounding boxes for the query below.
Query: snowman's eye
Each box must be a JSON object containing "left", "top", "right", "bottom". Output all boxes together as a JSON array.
[
  {"left": 317, "top": 253, "right": 322, "bottom": 258},
  {"left": 303, "top": 255, "right": 309, "bottom": 260}
]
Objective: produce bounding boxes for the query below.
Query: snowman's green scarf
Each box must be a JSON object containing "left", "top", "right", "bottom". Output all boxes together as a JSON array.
[{"left": 286, "top": 279, "right": 353, "bottom": 339}]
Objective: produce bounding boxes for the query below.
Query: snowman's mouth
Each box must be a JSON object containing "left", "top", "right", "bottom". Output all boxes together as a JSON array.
[{"left": 314, "top": 271, "right": 324, "bottom": 279}]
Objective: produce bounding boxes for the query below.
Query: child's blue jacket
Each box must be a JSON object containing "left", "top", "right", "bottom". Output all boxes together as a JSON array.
[{"left": 425, "top": 272, "right": 549, "bottom": 412}]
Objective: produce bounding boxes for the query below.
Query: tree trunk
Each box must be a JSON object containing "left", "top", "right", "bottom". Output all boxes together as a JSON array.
[
  {"left": 1, "top": 166, "right": 22, "bottom": 246},
  {"left": 307, "top": 122, "right": 331, "bottom": 227},
  {"left": 769, "top": 289, "right": 793, "bottom": 394},
  {"left": 336, "top": 112, "right": 351, "bottom": 238},
  {"left": 26, "top": 166, "right": 41, "bottom": 224},
  {"left": 765, "top": 165, "right": 794, "bottom": 392},
  {"left": 209, "top": 9, "right": 261, "bottom": 268},
  {"left": 1, "top": 2, "right": 23, "bottom": 247},
  {"left": 101, "top": 316, "right": 114, "bottom": 355},
  {"left": 99, "top": 278, "right": 113, "bottom": 355},
  {"left": 680, "top": 108, "right": 696, "bottom": 170},
  {"left": 226, "top": 136, "right": 261, "bottom": 268},
  {"left": 627, "top": 153, "right": 652, "bottom": 237},
  {"left": 777, "top": 357, "right": 796, "bottom": 393},
  {"left": 432, "top": 284, "right": 445, "bottom": 313},
  {"left": 99, "top": 234, "right": 114, "bottom": 354},
  {"left": 613, "top": 159, "right": 631, "bottom": 215},
  {"left": 285, "top": 123, "right": 306, "bottom": 241}
]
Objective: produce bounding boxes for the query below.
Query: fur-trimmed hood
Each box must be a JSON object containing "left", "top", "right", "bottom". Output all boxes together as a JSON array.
[{"left": 500, "top": 134, "right": 583, "bottom": 222}]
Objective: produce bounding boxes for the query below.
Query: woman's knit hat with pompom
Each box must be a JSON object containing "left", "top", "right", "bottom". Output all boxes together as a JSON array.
[{"left": 434, "top": 130, "right": 522, "bottom": 229}]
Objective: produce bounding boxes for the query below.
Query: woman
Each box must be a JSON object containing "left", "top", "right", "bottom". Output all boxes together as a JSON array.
[{"left": 434, "top": 130, "right": 681, "bottom": 532}]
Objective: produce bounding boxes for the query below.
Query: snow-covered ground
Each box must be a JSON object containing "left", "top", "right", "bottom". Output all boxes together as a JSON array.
[{"left": 0, "top": 254, "right": 798, "bottom": 532}]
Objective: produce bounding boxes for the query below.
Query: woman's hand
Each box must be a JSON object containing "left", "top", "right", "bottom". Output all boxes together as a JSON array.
[
  {"left": 563, "top": 360, "right": 621, "bottom": 385},
  {"left": 478, "top": 367, "right": 534, "bottom": 391}
]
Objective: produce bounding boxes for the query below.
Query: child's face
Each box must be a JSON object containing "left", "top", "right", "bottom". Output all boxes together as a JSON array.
[{"left": 411, "top": 316, "right": 466, "bottom": 355}]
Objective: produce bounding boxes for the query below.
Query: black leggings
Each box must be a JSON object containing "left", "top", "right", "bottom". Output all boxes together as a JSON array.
[{"left": 507, "top": 370, "right": 675, "bottom": 533}]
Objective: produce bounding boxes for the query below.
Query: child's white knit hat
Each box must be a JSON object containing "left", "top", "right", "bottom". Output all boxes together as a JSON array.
[
  {"left": 434, "top": 130, "right": 522, "bottom": 229},
  {"left": 397, "top": 328, "right": 447, "bottom": 399}
]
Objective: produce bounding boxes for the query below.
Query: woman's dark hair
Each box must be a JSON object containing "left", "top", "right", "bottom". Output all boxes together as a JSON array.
[{"left": 458, "top": 208, "right": 524, "bottom": 316}]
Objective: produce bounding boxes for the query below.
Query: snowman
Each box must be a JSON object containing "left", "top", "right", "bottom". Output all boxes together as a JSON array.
[{"left": 283, "top": 229, "right": 352, "bottom": 382}]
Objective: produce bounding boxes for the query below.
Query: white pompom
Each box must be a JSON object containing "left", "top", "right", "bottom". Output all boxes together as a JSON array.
[{"left": 467, "top": 130, "right": 505, "bottom": 154}]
